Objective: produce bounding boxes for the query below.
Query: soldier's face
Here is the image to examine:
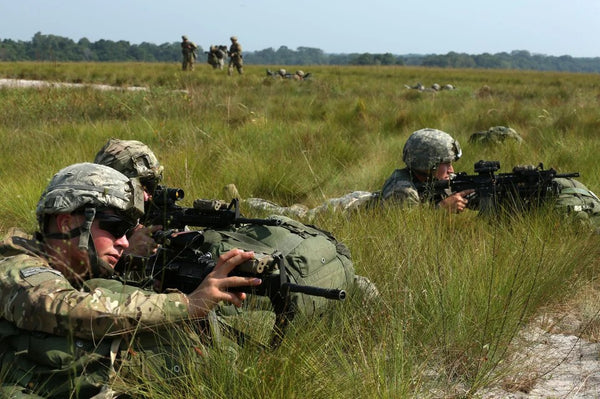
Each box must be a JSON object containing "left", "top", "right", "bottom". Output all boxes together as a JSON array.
[
  {"left": 90, "top": 212, "right": 132, "bottom": 269},
  {"left": 435, "top": 162, "right": 454, "bottom": 180}
]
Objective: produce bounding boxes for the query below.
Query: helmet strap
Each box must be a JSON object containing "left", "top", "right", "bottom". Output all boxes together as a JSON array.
[
  {"left": 42, "top": 207, "right": 113, "bottom": 279},
  {"left": 78, "top": 208, "right": 96, "bottom": 251},
  {"left": 80, "top": 208, "right": 113, "bottom": 278}
]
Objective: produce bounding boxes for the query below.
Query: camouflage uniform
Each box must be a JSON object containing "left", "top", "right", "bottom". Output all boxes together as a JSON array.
[
  {"left": 553, "top": 177, "right": 600, "bottom": 233},
  {"left": 181, "top": 35, "right": 198, "bottom": 71},
  {"left": 243, "top": 191, "right": 377, "bottom": 221},
  {"left": 227, "top": 36, "right": 243, "bottom": 76},
  {"left": 0, "top": 163, "right": 203, "bottom": 397}
]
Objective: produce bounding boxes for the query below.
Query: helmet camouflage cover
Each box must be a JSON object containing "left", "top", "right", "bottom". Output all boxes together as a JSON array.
[
  {"left": 36, "top": 162, "right": 145, "bottom": 230},
  {"left": 94, "top": 138, "right": 164, "bottom": 186},
  {"left": 402, "top": 128, "right": 462, "bottom": 171}
]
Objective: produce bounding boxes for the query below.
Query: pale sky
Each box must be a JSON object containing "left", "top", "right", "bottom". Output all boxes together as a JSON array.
[{"left": 1, "top": 0, "right": 598, "bottom": 57}]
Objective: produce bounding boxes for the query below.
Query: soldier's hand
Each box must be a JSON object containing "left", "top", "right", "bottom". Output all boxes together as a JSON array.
[
  {"left": 439, "top": 189, "right": 475, "bottom": 213},
  {"left": 187, "top": 249, "right": 262, "bottom": 318}
]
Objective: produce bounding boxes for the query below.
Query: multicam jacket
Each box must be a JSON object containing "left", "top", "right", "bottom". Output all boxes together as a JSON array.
[
  {"left": 0, "top": 235, "right": 190, "bottom": 339},
  {"left": 0, "top": 235, "right": 201, "bottom": 397}
]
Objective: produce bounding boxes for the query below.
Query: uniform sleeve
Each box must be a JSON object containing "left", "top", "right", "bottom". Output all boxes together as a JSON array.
[
  {"left": 0, "top": 254, "right": 191, "bottom": 340},
  {"left": 381, "top": 170, "right": 421, "bottom": 206}
]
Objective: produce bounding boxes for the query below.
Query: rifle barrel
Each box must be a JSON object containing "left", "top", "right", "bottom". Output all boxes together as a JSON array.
[{"left": 283, "top": 283, "right": 346, "bottom": 300}]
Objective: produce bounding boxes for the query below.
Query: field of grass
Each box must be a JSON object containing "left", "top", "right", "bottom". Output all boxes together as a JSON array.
[{"left": 1, "top": 61, "right": 600, "bottom": 397}]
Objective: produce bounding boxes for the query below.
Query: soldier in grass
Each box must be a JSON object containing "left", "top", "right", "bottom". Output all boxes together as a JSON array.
[
  {"left": 93, "top": 138, "right": 165, "bottom": 258},
  {"left": 94, "top": 139, "right": 380, "bottom": 303},
  {"left": 245, "top": 129, "right": 472, "bottom": 216},
  {"left": 380, "top": 128, "right": 474, "bottom": 213},
  {"left": 227, "top": 36, "right": 243, "bottom": 75},
  {"left": 0, "top": 163, "right": 260, "bottom": 398},
  {"left": 181, "top": 35, "right": 198, "bottom": 71},
  {"left": 381, "top": 128, "right": 600, "bottom": 229}
]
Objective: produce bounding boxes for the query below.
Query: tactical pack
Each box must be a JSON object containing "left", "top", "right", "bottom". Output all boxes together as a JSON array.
[
  {"left": 553, "top": 177, "right": 600, "bottom": 231},
  {"left": 200, "top": 214, "right": 356, "bottom": 319}
]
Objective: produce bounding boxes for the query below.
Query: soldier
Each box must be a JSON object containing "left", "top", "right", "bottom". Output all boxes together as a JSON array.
[
  {"left": 227, "top": 36, "right": 243, "bottom": 76},
  {"left": 93, "top": 138, "right": 164, "bottom": 257},
  {"left": 468, "top": 126, "right": 523, "bottom": 144},
  {"left": 381, "top": 128, "right": 474, "bottom": 213},
  {"left": 382, "top": 128, "right": 600, "bottom": 229},
  {"left": 181, "top": 35, "right": 198, "bottom": 71},
  {"left": 0, "top": 163, "right": 260, "bottom": 397},
  {"left": 95, "top": 140, "right": 380, "bottom": 306},
  {"left": 207, "top": 45, "right": 226, "bottom": 70}
]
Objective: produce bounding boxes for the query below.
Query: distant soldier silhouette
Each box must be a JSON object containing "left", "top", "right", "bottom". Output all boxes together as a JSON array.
[
  {"left": 207, "top": 45, "right": 227, "bottom": 70},
  {"left": 228, "top": 36, "right": 243, "bottom": 75},
  {"left": 181, "top": 35, "right": 198, "bottom": 71}
]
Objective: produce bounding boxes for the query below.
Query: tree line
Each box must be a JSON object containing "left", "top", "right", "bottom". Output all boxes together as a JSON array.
[{"left": 2, "top": 32, "right": 600, "bottom": 73}]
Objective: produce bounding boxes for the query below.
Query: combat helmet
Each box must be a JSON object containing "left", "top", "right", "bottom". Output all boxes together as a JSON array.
[
  {"left": 182, "top": 35, "right": 188, "bottom": 40},
  {"left": 230, "top": 36, "right": 237, "bottom": 41},
  {"left": 402, "top": 128, "right": 462, "bottom": 172},
  {"left": 36, "top": 162, "right": 144, "bottom": 277},
  {"left": 94, "top": 138, "right": 164, "bottom": 192}
]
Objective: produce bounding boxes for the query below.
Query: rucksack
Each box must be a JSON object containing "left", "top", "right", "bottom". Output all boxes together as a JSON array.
[
  {"left": 553, "top": 177, "right": 600, "bottom": 231},
  {"left": 200, "top": 214, "right": 356, "bottom": 319}
]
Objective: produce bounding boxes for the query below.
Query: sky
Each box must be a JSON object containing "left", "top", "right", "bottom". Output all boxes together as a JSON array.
[{"left": 1, "top": 0, "right": 599, "bottom": 58}]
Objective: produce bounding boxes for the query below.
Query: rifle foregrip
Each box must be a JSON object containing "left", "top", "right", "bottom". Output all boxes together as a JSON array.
[{"left": 283, "top": 283, "right": 346, "bottom": 301}]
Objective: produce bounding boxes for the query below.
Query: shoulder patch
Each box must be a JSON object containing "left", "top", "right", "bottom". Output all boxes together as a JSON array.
[{"left": 20, "top": 267, "right": 63, "bottom": 279}]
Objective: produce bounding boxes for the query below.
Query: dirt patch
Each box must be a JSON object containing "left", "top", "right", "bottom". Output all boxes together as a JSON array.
[{"left": 0, "top": 78, "right": 149, "bottom": 91}]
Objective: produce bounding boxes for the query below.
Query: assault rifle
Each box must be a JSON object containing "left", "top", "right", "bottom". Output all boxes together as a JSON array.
[
  {"left": 126, "top": 187, "right": 347, "bottom": 347},
  {"left": 145, "top": 185, "right": 280, "bottom": 230},
  {"left": 416, "top": 160, "right": 580, "bottom": 214},
  {"left": 121, "top": 228, "right": 345, "bottom": 348},
  {"left": 142, "top": 229, "right": 345, "bottom": 301}
]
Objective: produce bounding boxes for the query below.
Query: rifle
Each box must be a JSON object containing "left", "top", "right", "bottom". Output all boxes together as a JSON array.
[
  {"left": 142, "top": 228, "right": 345, "bottom": 300},
  {"left": 146, "top": 186, "right": 280, "bottom": 229},
  {"left": 126, "top": 188, "right": 347, "bottom": 347},
  {"left": 120, "top": 228, "right": 345, "bottom": 348},
  {"left": 417, "top": 160, "right": 580, "bottom": 214}
]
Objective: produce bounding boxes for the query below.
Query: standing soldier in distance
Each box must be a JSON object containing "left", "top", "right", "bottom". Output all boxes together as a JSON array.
[
  {"left": 181, "top": 35, "right": 198, "bottom": 71},
  {"left": 228, "top": 36, "right": 243, "bottom": 75}
]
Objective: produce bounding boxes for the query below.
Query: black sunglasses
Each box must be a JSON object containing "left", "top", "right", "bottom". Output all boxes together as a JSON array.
[{"left": 96, "top": 213, "right": 137, "bottom": 238}]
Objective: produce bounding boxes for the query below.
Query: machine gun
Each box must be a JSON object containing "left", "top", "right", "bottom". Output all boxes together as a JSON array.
[
  {"left": 128, "top": 187, "right": 348, "bottom": 347},
  {"left": 417, "top": 160, "right": 580, "bottom": 215},
  {"left": 123, "top": 228, "right": 346, "bottom": 348},
  {"left": 143, "top": 229, "right": 345, "bottom": 300},
  {"left": 146, "top": 185, "right": 281, "bottom": 230}
]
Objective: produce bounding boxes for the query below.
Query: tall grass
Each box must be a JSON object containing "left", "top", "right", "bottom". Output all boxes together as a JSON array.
[{"left": 1, "top": 62, "right": 599, "bottom": 396}]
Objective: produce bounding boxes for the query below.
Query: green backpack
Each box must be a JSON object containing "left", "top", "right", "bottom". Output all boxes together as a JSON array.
[
  {"left": 200, "top": 214, "right": 356, "bottom": 319},
  {"left": 553, "top": 177, "right": 600, "bottom": 231}
]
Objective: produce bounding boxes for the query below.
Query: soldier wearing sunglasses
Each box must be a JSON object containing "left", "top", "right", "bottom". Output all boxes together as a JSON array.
[{"left": 0, "top": 162, "right": 261, "bottom": 398}]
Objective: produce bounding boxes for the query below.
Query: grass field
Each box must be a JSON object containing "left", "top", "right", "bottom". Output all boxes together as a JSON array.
[{"left": 1, "top": 61, "right": 599, "bottom": 397}]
